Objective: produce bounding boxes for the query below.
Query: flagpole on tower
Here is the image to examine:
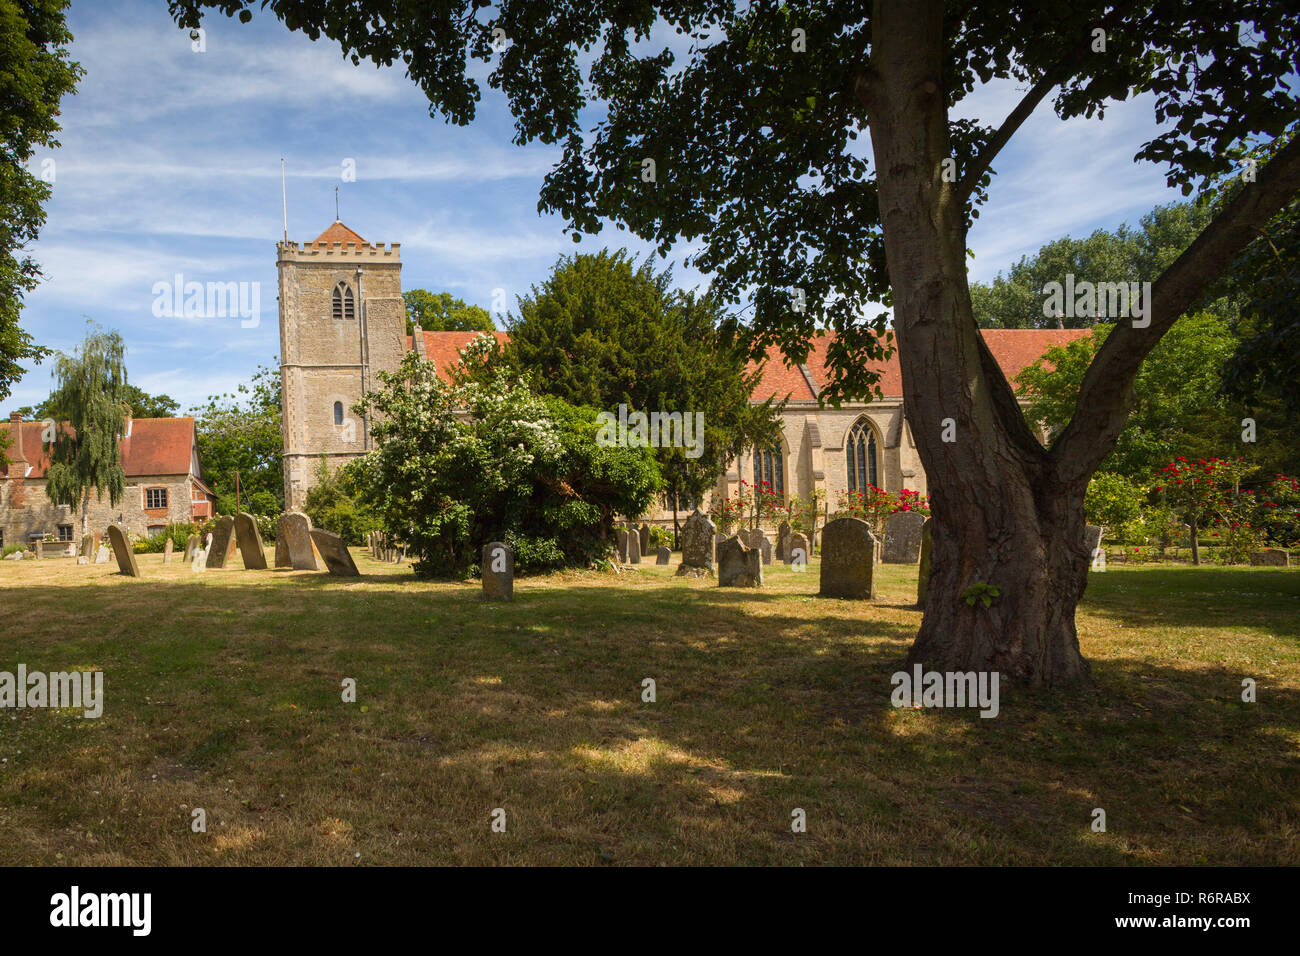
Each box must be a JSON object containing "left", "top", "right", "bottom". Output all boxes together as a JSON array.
[
  {"left": 280, "top": 158, "right": 288, "bottom": 242},
  {"left": 335, "top": 185, "right": 340, "bottom": 222}
]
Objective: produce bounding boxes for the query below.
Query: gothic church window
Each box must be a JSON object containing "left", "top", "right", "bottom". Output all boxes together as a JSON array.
[
  {"left": 753, "top": 446, "right": 784, "bottom": 497},
  {"left": 333, "top": 402, "right": 344, "bottom": 426},
  {"left": 846, "top": 418, "right": 879, "bottom": 492},
  {"left": 332, "top": 281, "right": 355, "bottom": 320}
]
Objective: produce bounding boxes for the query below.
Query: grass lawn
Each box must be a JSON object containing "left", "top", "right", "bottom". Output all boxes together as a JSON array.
[{"left": 1, "top": 550, "right": 1297, "bottom": 865}]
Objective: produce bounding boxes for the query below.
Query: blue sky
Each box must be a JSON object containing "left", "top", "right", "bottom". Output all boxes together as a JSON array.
[{"left": 9, "top": 0, "right": 1186, "bottom": 413}]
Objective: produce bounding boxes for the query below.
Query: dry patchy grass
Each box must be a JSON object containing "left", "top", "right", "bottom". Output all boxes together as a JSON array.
[{"left": 0, "top": 550, "right": 1297, "bottom": 865}]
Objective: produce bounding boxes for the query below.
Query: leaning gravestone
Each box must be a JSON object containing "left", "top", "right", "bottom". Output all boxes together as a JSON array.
[
  {"left": 776, "top": 521, "right": 792, "bottom": 561},
  {"left": 482, "top": 541, "right": 513, "bottom": 600},
  {"left": 163, "top": 538, "right": 174, "bottom": 564},
  {"left": 656, "top": 546, "right": 672, "bottom": 565},
  {"left": 184, "top": 533, "right": 200, "bottom": 562},
  {"left": 1250, "top": 549, "right": 1290, "bottom": 567},
  {"left": 277, "top": 512, "right": 320, "bottom": 571},
  {"left": 628, "top": 530, "right": 642, "bottom": 565},
  {"left": 786, "top": 531, "right": 809, "bottom": 568},
  {"left": 819, "top": 517, "right": 877, "bottom": 600},
  {"left": 675, "top": 509, "right": 716, "bottom": 578},
  {"left": 94, "top": 546, "right": 110, "bottom": 564},
  {"left": 234, "top": 512, "right": 268, "bottom": 570},
  {"left": 1084, "top": 524, "right": 1103, "bottom": 559},
  {"left": 106, "top": 523, "right": 140, "bottom": 578},
  {"left": 310, "top": 529, "right": 360, "bottom": 577},
  {"left": 616, "top": 528, "right": 630, "bottom": 563},
  {"left": 639, "top": 523, "right": 651, "bottom": 559},
  {"left": 207, "top": 516, "right": 236, "bottom": 569},
  {"left": 80, "top": 534, "right": 94, "bottom": 563},
  {"left": 917, "top": 518, "right": 932, "bottom": 606},
  {"left": 882, "top": 511, "right": 926, "bottom": 564},
  {"left": 717, "top": 535, "right": 763, "bottom": 587}
]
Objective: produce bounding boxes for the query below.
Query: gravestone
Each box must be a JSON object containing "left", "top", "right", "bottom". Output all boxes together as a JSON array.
[
  {"left": 183, "top": 533, "right": 200, "bottom": 562},
  {"left": 639, "top": 523, "right": 651, "bottom": 559},
  {"left": 95, "top": 546, "right": 110, "bottom": 564},
  {"left": 192, "top": 533, "right": 211, "bottom": 573},
  {"left": 717, "top": 535, "right": 763, "bottom": 587},
  {"left": 656, "top": 546, "right": 671, "bottom": 565},
  {"left": 1083, "top": 524, "right": 1103, "bottom": 558},
  {"left": 274, "top": 531, "right": 290, "bottom": 568},
  {"left": 628, "top": 530, "right": 642, "bottom": 564},
  {"left": 882, "top": 511, "right": 926, "bottom": 563},
  {"left": 675, "top": 509, "right": 716, "bottom": 577},
  {"left": 1090, "top": 548, "right": 1106, "bottom": 571},
  {"left": 1250, "top": 549, "right": 1290, "bottom": 567},
  {"left": 3, "top": 551, "right": 22, "bottom": 561},
  {"left": 482, "top": 541, "right": 513, "bottom": 600},
  {"left": 616, "top": 528, "right": 630, "bottom": 563},
  {"left": 785, "top": 532, "right": 809, "bottom": 568},
  {"left": 310, "top": 529, "right": 360, "bottom": 577},
  {"left": 80, "top": 534, "right": 94, "bottom": 563},
  {"left": 776, "top": 521, "right": 792, "bottom": 561},
  {"left": 163, "top": 538, "right": 174, "bottom": 563},
  {"left": 34, "top": 539, "right": 43, "bottom": 560},
  {"left": 917, "top": 518, "right": 932, "bottom": 606},
  {"left": 714, "top": 533, "right": 726, "bottom": 563},
  {"left": 207, "top": 516, "right": 236, "bottom": 569},
  {"left": 106, "top": 523, "right": 140, "bottom": 577},
  {"left": 819, "top": 516, "right": 877, "bottom": 600},
  {"left": 277, "top": 512, "right": 320, "bottom": 571},
  {"left": 234, "top": 512, "right": 268, "bottom": 570},
  {"left": 759, "top": 536, "right": 773, "bottom": 565}
]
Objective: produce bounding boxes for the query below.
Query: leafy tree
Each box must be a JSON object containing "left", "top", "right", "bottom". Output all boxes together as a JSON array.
[
  {"left": 0, "top": 0, "right": 81, "bottom": 401},
  {"left": 303, "top": 456, "right": 379, "bottom": 545},
  {"left": 43, "top": 326, "right": 127, "bottom": 535},
  {"left": 403, "top": 289, "right": 494, "bottom": 335},
  {"left": 171, "top": 0, "right": 1300, "bottom": 687},
  {"left": 190, "top": 363, "right": 283, "bottom": 516},
  {"left": 503, "top": 250, "right": 781, "bottom": 534},
  {"left": 29, "top": 383, "right": 179, "bottom": 421},
  {"left": 351, "top": 351, "right": 662, "bottom": 577}
]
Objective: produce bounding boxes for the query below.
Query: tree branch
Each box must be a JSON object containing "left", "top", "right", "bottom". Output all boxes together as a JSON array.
[{"left": 1052, "top": 134, "right": 1300, "bottom": 484}]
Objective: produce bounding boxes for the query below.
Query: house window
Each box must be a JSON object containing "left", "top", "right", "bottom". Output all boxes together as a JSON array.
[
  {"left": 846, "top": 418, "right": 879, "bottom": 492},
  {"left": 332, "top": 281, "right": 355, "bottom": 320},
  {"left": 333, "top": 401, "right": 344, "bottom": 426},
  {"left": 145, "top": 487, "right": 168, "bottom": 510},
  {"left": 752, "top": 446, "right": 784, "bottom": 497},
  {"left": 57, "top": 525, "right": 73, "bottom": 542}
]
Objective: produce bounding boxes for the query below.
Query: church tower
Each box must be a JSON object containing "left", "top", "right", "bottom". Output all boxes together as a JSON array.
[{"left": 277, "top": 221, "right": 406, "bottom": 511}]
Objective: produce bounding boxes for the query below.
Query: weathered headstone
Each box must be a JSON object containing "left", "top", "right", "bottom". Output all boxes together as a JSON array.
[
  {"left": 183, "top": 533, "right": 200, "bottom": 562},
  {"left": 882, "top": 511, "right": 926, "bottom": 564},
  {"left": 277, "top": 512, "right": 319, "bottom": 570},
  {"left": 1083, "top": 524, "right": 1103, "bottom": 558},
  {"left": 675, "top": 509, "right": 716, "bottom": 577},
  {"left": 482, "top": 541, "right": 513, "bottom": 600},
  {"left": 776, "top": 520, "right": 792, "bottom": 561},
  {"left": 759, "top": 536, "right": 773, "bottom": 565},
  {"left": 628, "top": 529, "right": 642, "bottom": 564},
  {"left": 1090, "top": 547, "right": 1106, "bottom": 571},
  {"left": 106, "top": 523, "right": 140, "bottom": 577},
  {"left": 616, "top": 528, "right": 630, "bottom": 563},
  {"left": 819, "top": 517, "right": 877, "bottom": 600},
  {"left": 3, "top": 551, "right": 22, "bottom": 561},
  {"left": 33, "top": 539, "right": 43, "bottom": 560},
  {"left": 234, "top": 512, "right": 268, "bottom": 570},
  {"left": 192, "top": 533, "right": 211, "bottom": 573},
  {"left": 717, "top": 535, "right": 763, "bottom": 587},
  {"left": 163, "top": 538, "right": 174, "bottom": 563},
  {"left": 80, "top": 534, "right": 94, "bottom": 562},
  {"left": 310, "top": 529, "right": 360, "bottom": 577},
  {"left": 714, "top": 533, "right": 726, "bottom": 563},
  {"left": 1250, "top": 549, "right": 1290, "bottom": 567},
  {"left": 917, "top": 518, "right": 932, "bottom": 605},
  {"left": 639, "top": 523, "right": 651, "bottom": 559},
  {"left": 207, "top": 516, "right": 236, "bottom": 569},
  {"left": 656, "top": 545, "right": 671, "bottom": 565},
  {"left": 94, "top": 546, "right": 109, "bottom": 564},
  {"left": 786, "top": 532, "right": 809, "bottom": 568}
]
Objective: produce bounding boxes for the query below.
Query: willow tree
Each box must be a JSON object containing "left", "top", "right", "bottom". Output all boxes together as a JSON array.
[
  {"left": 44, "top": 326, "right": 128, "bottom": 534},
  {"left": 171, "top": 0, "right": 1300, "bottom": 686}
]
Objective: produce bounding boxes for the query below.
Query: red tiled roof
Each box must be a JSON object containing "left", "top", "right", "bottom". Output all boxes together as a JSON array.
[
  {"left": 410, "top": 328, "right": 1092, "bottom": 402},
  {"left": 3, "top": 418, "right": 198, "bottom": 480},
  {"left": 310, "top": 220, "right": 368, "bottom": 247}
]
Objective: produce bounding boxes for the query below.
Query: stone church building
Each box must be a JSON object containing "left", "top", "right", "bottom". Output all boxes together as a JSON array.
[{"left": 278, "top": 220, "right": 1088, "bottom": 517}]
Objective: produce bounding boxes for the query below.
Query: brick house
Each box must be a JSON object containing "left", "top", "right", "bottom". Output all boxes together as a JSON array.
[{"left": 1, "top": 412, "right": 215, "bottom": 549}]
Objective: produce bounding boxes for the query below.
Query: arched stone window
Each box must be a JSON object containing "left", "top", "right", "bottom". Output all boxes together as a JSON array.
[
  {"left": 331, "top": 281, "right": 355, "bottom": 320},
  {"left": 333, "top": 401, "right": 344, "bottom": 426},
  {"left": 845, "top": 418, "right": 878, "bottom": 492},
  {"left": 752, "top": 445, "right": 784, "bottom": 497}
]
